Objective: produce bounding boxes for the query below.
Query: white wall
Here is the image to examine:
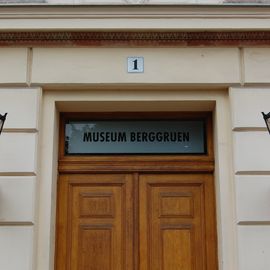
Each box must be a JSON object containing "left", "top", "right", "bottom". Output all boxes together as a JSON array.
[
  {"left": 3, "top": 6, "right": 270, "bottom": 31},
  {"left": 0, "top": 49, "right": 28, "bottom": 85},
  {"left": 0, "top": 88, "right": 41, "bottom": 270},
  {"left": 230, "top": 87, "right": 270, "bottom": 270},
  {"left": 0, "top": 227, "right": 34, "bottom": 270},
  {"left": 31, "top": 48, "right": 240, "bottom": 85}
]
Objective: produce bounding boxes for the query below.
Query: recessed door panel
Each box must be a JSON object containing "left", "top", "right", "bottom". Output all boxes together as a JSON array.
[
  {"left": 55, "top": 174, "right": 134, "bottom": 270},
  {"left": 139, "top": 174, "right": 217, "bottom": 270}
]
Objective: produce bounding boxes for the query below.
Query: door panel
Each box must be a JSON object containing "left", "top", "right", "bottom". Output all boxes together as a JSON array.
[
  {"left": 139, "top": 174, "right": 217, "bottom": 270},
  {"left": 55, "top": 174, "right": 134, "bottom": 270},
  {"left": 55, "top": 173, "right": 217, "bottom": 270}
]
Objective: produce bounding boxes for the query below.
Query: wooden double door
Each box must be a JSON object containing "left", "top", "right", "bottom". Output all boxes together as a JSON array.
[{"left": 55, "top": 172, "right": 217, "bottom": 270}]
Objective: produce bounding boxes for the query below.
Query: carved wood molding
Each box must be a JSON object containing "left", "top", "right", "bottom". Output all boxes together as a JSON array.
[
  {"left": 1, "top": 31, "right": 270, "bottom": 47},
  {"left": 58, "top": 160, "right": 215, "bottom": 173}
]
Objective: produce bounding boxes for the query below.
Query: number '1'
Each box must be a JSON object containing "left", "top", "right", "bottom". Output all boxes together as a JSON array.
[{"left": 133, "top": 59, "right": 138, "bottom": 70}]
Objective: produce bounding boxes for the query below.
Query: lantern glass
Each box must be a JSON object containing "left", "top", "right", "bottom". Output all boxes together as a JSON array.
[
  {"left": 266, "top": 118, "right": 270, "bottom": 131},
  {"left": 0, "top": 119, "right": 3, "bottom": 131}
]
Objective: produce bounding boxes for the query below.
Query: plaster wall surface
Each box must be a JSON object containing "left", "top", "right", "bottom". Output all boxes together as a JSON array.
[
  {"left": 0, "top": 88, "right": 41, "bottom": 270},
  {"left": 233, "top": 131, "right": 270, "bottom": 172},
  {"left": 244, "top": 48, "right": 270, "bottom": 83},
  {"left": 0, "top": 133, "right": 37, "bottom": 173},
  {"left": 238, "top": 226, "right": 270, "bottom": 270},
  {"left": 0, "top": 227, "right": 34, "bottom": 270},
  {"left": 31, "top": 48, "right": 240, "bottom": 85},
  {"left": 236, "top": 176, "right": 270, "bottom": 222},
  {"left": 0, "top": 49, "right": 28, "bottom": 84},
  {"left": 230, "top": 88, "right": 270, "bottom": 128},
  {"left": 230, "top": 87, "right": 270, "bottom": 270},
  {"left": 0, "top": 176, "right": 35, "bottom": 222},
  {"left": 2, "top": 6, "right": 270, "bottom": 31},
  {"left": 0, "top": 88, "right": 40, "bottom": 129}
]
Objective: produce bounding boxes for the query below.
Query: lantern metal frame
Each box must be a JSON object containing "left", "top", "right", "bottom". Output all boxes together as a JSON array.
[
  {"left": 262, "top": 112, "right": 270, "bottom": 135},
  {"left": 0, "top": 113, "right": 7, "bottom": 135}
]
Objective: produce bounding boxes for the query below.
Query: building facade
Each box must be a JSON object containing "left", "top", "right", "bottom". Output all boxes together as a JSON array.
[{"left": 0, "top": 1, "right": 270, "bottom": 270}]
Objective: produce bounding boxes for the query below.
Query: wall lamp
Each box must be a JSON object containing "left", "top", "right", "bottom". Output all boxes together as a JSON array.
[
  {"left": 262, "top": 112, "right": 270, "bottom": 135},
  {"left": 0, "top": 113, "right": 7, "bottom": 135}
]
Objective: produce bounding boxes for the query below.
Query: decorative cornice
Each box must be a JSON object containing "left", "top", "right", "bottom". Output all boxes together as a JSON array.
[{"left": 1, "top": 31, "right": 270, "bottom": 47}]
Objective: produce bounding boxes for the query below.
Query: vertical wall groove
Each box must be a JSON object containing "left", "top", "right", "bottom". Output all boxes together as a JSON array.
[
  {"left": 239, "top": 47, "right": 245, "bottom": 86},
  {"left": 27, "top": 48, "right": 33, "bottom": 87}
]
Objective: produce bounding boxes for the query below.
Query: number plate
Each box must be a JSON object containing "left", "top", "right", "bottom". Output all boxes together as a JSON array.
[{"left": 127, "top": 57, "right": 144, "bottom": 73}]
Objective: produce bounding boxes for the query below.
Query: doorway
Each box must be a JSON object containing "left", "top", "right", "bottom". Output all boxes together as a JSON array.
[{"left": 55, "top": 112, "right": 218, "bottom": 270}]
